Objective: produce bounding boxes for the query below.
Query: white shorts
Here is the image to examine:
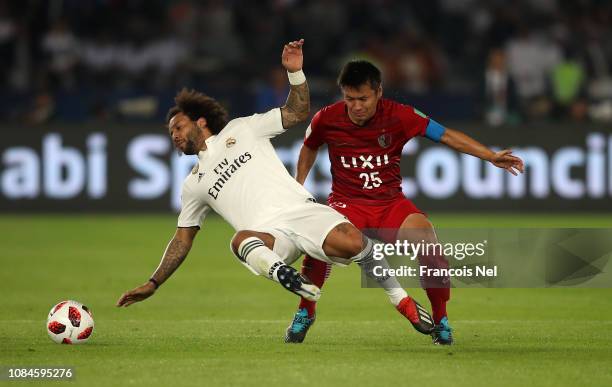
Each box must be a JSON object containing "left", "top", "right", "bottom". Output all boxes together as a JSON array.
[{"left": 256, "top": 202, "right": 352, "bottom": 266}]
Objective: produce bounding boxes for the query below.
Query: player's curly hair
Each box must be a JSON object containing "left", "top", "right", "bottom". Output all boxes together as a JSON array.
[
  {"left": 337, "top": 60, "right": 382, "bottom": 90},
  {"left": 166, "top": 88, "right": 229, "bottom": 134}
]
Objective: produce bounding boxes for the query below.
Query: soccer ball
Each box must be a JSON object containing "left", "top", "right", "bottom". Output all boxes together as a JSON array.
[{"left": 47, "top": 300, "right": 94, "bottom": 344}]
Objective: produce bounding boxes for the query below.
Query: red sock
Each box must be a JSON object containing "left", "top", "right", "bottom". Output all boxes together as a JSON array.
[
  {"left": 298, "top": 255, "right": 331, "bottom": 317},
  {"left": 420, "top": 253, "right": 451, "bottom": 324},
  {"left": 425, "top": 287, "right": 450, "bottom": 324}
]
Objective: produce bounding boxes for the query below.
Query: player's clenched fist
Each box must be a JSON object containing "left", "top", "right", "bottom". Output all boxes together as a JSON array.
[{"left": 282, "top": 39, "right": 304, "bottom": 73}]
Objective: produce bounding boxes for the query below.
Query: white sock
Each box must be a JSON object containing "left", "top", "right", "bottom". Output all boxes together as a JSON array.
[
  {"left": 352, "top": 237, "right": 408, "bottom": 306},
  {"left": 384, "top": 288, "right": 409, "bottom": 306},
  {"left": 237, "top": 237, "right": 285, "bottom": 280}
]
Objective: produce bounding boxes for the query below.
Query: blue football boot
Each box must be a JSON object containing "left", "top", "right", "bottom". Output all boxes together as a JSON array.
[
  {"left": 285, "top": 308, "right": 316, "bottom": 343},
  {"left": 432, "top": 316, "right": 453, "bottom": 345}
]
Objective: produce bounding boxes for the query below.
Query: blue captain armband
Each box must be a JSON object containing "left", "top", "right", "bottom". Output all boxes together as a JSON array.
[{"left": 424, "top": 119, "right": 446, "bottom": 142}]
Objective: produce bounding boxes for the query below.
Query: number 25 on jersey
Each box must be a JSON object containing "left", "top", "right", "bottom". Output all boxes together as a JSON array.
[{"left": 359, "top": 172, "right": 382, "bottom": 190}]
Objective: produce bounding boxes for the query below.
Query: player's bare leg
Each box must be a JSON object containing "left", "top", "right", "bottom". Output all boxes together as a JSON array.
[
  {"left": 230, "top": 230, "right": 320, "bottom": 301},
  {"left": 397, "top": 214, "right": 453, "bottom": 345},
  {"left": 322, "top": 222, "right": 435, "bottom": 335}
]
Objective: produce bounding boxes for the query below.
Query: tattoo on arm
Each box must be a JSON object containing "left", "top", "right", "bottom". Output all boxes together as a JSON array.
[
  {"left": 281, "top": 81, "right": 310, "bottom": 128},
  {"left": 150, "top": 237, "right": 192, "bottom": 286}
]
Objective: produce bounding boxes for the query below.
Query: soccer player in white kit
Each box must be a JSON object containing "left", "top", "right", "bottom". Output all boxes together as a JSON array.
[{"left": 116, "top": 40, "right": 435, "bottom": 339}]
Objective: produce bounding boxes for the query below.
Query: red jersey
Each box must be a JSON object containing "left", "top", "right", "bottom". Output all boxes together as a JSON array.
[{"left": 304, "top": 98, "right": 429, "bottom": 202}]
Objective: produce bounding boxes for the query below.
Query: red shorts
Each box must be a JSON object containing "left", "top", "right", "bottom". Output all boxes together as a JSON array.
[{"left": 327, "top": 195, "right": 425, "bottom": 242}]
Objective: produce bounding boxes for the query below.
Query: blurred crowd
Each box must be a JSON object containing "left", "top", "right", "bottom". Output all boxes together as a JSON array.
[{"left": 1, "top": 0, "right": 611, "bottom": 125}]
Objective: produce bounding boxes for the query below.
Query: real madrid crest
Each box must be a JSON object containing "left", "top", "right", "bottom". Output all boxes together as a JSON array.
[
  {"left": 226, "top": 137, "right": 236, "bottom": 148},
  {"left": 378, "top": 133, "right": 391, "bottom": 148},
  {"left": 191, "top": 163, "right": 199, "bottom": 174}
]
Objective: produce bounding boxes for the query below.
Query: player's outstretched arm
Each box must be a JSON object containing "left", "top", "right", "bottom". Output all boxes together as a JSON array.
[
  {"left": 116, "top": 227, "right": 199, "bottom": 307},
  {"left": 280, "top": 39, "right": 310, "bottom": 128},
  {"left": 440, "top": 128, "right": 524, "bottom": 175},
  {"left": 296, "top": 145, "right": 317, "bottom": 185}
]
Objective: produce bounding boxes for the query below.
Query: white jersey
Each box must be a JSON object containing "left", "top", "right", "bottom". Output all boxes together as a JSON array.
[{"left": 177, "top": 108, "right": 314, "bottom": 230}]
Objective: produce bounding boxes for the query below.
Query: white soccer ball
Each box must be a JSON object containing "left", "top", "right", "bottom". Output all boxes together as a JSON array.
[{"left": 46, "top": 300, "right": 94, "bottom": 344}]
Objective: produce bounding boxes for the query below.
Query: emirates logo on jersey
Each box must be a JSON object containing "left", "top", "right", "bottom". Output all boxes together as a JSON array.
[
  {"left": 378, "top": 134, "right": 392, "bottom": 148},
  {"left": 207, "top": 152, "right": 253, "bottom": 200}
]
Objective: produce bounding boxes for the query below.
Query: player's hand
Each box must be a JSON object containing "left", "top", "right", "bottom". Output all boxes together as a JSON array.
[
  {"left": 489, "top": 149, "right": 524, "bottom": 176},
  {"left": 282, "top": 39, "right": 304, "bottom": 73},
  {"left": 116, "top": 281, "right": 156, "bottom": 307}
]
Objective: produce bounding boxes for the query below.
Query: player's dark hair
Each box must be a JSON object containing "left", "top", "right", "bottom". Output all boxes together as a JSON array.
[
  {"left": 337, "top": 60, "right": 382, "bottom": 90},
  {"left": 166, "top": 88, "right": 229, "bottom": 134}
]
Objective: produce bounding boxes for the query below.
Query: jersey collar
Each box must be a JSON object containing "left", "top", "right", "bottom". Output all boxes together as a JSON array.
[
  {"left": 198, "top": 135, "right": 218, "bottom": 159},
  {"left": 205, "top": 135, "right": 217, "bottom": 145}
]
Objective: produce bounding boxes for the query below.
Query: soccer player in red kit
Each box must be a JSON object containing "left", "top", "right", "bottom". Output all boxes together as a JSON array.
[{"left": 285, "top": 60, "right": 524, "bottom": 345}]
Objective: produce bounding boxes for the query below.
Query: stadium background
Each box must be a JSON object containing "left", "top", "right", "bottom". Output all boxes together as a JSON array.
[{"left": 1, "top": 1, "right": 611, "bottom": 386}]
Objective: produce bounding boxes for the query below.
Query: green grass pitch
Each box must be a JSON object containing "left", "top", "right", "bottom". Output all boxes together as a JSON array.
[{"left": 1, "top": 214, "right": 611, "bottom": 386}]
